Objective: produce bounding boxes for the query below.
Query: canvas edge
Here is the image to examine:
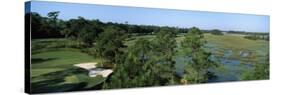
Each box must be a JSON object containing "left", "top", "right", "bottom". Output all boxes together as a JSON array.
[{"left": 24, "top": 1, "right": 31, "bottom": 94}]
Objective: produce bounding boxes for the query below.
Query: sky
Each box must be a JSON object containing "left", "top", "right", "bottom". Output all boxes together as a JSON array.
[{"left": 26, "top": 1, "right": 269, "bottom": 32}]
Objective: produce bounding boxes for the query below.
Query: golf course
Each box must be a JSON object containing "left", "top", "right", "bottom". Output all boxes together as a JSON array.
[
  {"left": 30, "top": 31, "right": 269, "bottom": 93},
  {"left": 26, "top": 1, "right": 269, "bottom": 93}
]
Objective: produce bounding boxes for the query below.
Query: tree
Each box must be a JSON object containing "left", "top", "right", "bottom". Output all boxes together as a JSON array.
[
  {"left": 95, "top": 26, "right": 126, "bottom": 64},
  {"left": 47, "top": 11, "right": 60, "bottom": 25},
  {"left": 28, "top": 12, "right": 44, "bottom": 38},
  {"left": 104, "top": 36, "right": 179, "bottom": 89},
  {"left": 103, "top": 38, "right": 153, "bottom": 88},
  {"left": 152, "top": 28, "right": 178, "bottom": 84},
  {"left": 62, "top": 16, "right": 89, "bottom": 39},
  {"left": 153, "top": 28, "right": 177, "bottom": 63},
  {"left": 79, "top": 25, "right": 102, "bottom": 46},
  {"left": 181, "top": 27, "right": 216, "bottom": 84},
  {"left": 211, "top": 29, "right": 223, "bottom": 35},
  {"left": 28, "top": 12, "right": 64, "bottom": 39},
  {"left": 61, "top": 16, "right": 103, "bottom": 46},
  {"left": 47, "top": 11, "right": 60, "bottom": 33},
  {"left": 241, "top": 53, "right": 269, "bottom": 80}
]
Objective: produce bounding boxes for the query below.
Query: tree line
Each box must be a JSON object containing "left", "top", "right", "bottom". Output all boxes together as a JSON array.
[{"left": 26, "top": 12, "right": 189, "bottom": 40}]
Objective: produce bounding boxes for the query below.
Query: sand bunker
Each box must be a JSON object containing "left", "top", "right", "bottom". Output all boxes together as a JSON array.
[{"left": 74, "top": 62, "right": 113, "bottom": 77}]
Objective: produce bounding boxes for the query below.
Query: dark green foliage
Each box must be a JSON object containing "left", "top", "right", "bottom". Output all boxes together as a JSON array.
[
  {"left": 241, "top": 53, "right": 269, "bottom": 80},
  {"left": 47, "top": 11, "right": 60, "bottom": 31},
  {"left": 103, "top": 39, "right": 162, "bottom": 89},
  {"left": 152, "top": 28, "right": 177, "bottom": 84},
  {"left": 61, "top": 16, "right": 103, "bottom": 46},
  {"left": 103, "top": 39, "right": 154, "bottom": 88},
  {"left": 244, "top": 34, "right": 269, "bottom": 41},
  {"left": 79, "top": 25, "right": 102, "bottom": 46},
  {"left": 241, "top": 63, "right": 269, "bottom": 80},
  {"left": 210, "top": 29, "right": 223, "bottom": 35},
  {"left": 28, "top": 12, "right": 44, "bottom": 37},
  {"left": 181, "top": 27, "right": 205, "bottom": 55},
  {"left": 153, "top": 28, "right": 177, "bottom": 66},
  {"left": 95, "top": 26, "right": 127, "bottom": 63},
  {"left": 103, "top": 29, "right": 179, "bottom": 88},
  {"left": 61, "top": 17, "right": 87, "bottom": 39},
  {"left": 181, "top": 27, "right": 216, "bottom": 84},
  {"left": 28, "top": 12, "right": 189, "bottom": 39},
  {"left": 28, "top": 12, "right": 64, "bottom": 38},
  {"left": 253, "top": 62, "right": 269, "bottom": 79}
]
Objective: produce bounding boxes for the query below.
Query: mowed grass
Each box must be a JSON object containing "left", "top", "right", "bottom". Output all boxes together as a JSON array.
[
  {"left": 125, "top": 35, "right": 155, "bottom": 46},
  {"left": 31, "top": 39, "right": 105, "bottom": 93},
  {"left": 32, "top": 50, "right": 98, "bottom": 70}
]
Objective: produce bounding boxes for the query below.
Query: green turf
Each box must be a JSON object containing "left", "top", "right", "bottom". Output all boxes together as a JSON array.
[
  {"left": 31, "top": 47, "right": 104, "bottom": 93},
  {"left": 125, "top": 35, "right": 155, "bottom": 46},
  {"left": 32, "top": 50, "right": 98, "bottom": 69}
]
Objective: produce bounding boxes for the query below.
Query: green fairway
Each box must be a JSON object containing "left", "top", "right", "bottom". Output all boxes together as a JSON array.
[{"left": 31, "top": 43, "right": 105, "bottom": 93}]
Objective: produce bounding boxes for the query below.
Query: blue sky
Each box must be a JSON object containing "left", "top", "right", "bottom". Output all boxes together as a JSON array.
[{"left": 27, "top": 1, "right": 269, "bottom": 32}]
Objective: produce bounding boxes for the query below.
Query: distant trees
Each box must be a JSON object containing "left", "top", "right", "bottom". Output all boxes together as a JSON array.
[
  {"left": 28, "top": 11, "right": 190, "bottom": 39},
  {"left": 180, "top": 27, "right": 216, "bottom": 84},
  {"left": 95, "top": 26, "right": 127, "bottom": 64},
  {"left": 210, "top": 29, "right": 223, "bottom": 35},
  {"left": 28, "top": 12, "right": 64, "bottom": 38},
  {"left": 28, "top": 12, "right": 45, "bottom": 38},
  {"left": 60, "top": 16, "right": 104, "bottom": 46},
  {"left": 79, "top": 25, "right": 102, "bottom": 46},
  {"left": 47, "top": 11, "right": 60, "bottom": 32},
  {"left": 244, "top": 34, "right": 269, "bottom": 41},
  {"left": 61, "top": 17, "right": 87, "bottom": 39}
]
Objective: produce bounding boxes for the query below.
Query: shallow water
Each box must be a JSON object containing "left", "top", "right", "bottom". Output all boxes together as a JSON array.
[{"left": 174, "top": 46, "right": 254, "bottom": 82}]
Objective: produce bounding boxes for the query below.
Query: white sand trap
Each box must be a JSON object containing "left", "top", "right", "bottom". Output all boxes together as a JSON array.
[
  {"left": 74, "top": 62, "right": 97, "bottom": 70},
  {"left": 89, "top": 69, "right": 113, "bottom": 77},
  {"left": 74, "top": 62, "right": 113, "bottom": 77}
]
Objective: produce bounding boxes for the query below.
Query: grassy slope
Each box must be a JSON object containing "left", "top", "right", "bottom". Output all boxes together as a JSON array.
[
  {"left": 31, "top": 39, "right": 104, "bottom": 93},
  {"left": 31, "top": 50, "right": 98, "bottom": 77}
]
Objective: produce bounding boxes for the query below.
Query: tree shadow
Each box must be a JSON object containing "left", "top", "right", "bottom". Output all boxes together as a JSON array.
[
  {"left": 31, "top": 79, "right": 88, "bottom": 94},
  {"left": 31, "top": 58, "right": 58, "bottom": 64},
  {"left": 30, "top": 67, "right": 91, "bottom": 93},
  {"left": 32, "top": 67, "right": 86, "bottom": 79}
]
